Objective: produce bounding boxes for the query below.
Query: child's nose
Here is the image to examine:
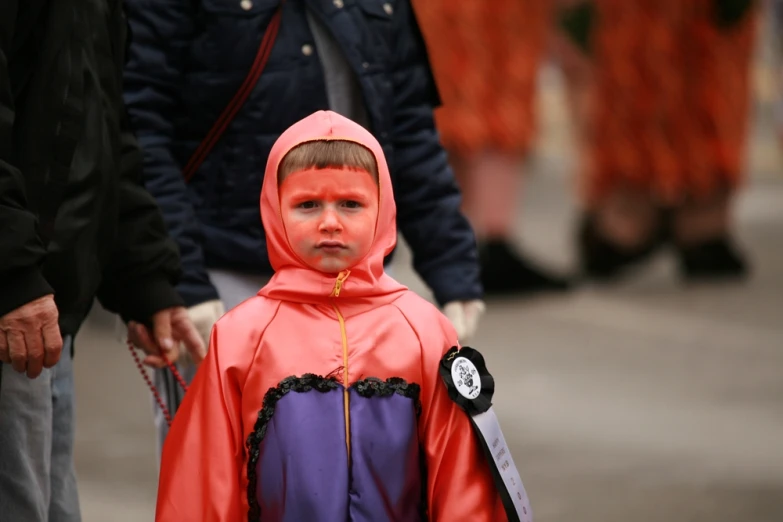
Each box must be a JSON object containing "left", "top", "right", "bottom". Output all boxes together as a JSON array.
[{"left": 319, "top": 208, "right": 342, "bottom": 232}]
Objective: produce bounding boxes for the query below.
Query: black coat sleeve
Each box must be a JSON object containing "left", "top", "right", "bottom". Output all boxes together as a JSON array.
[
  {"left": 95, "top": 109, "right": 185, "bottom": 323},
  {"left": 0, "top": 0, "right": 55, "bottom": 318},
  {"left": 94, "top": 5, "right": 184, "bottom": 322}
]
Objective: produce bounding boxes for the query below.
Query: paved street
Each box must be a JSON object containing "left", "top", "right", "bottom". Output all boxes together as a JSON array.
[{"left": 72, "top": 27, "right": 783, "bottom": 522}]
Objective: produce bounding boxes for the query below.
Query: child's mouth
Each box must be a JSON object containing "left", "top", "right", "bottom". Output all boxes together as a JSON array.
[{"left": 317, "top": 241, "right": 346, "bottom": 253}]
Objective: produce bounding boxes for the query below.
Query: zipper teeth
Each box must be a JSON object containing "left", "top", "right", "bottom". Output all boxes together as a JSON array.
[
  {"left": 330, "top": 270, "right": 352, "bottom": 469},
  {"left": 333, "top": 302, "right": 351, "bottom": 468}
]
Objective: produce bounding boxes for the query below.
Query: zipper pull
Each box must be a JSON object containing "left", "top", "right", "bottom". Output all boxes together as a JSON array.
[{"left": 331, "top": 270, "right": 351, "bottom": 297}]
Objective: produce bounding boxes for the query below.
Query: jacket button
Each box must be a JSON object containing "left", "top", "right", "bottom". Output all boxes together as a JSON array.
[
  {"left": 383, "top": 3, "right": 393, "bottom": 15},
  {"left": 240, "top": 0, "right": 253, "bottom": 10},
  {"left": 333, "top": 0, "right": 344, "bottom": 8},
  {"left": 302, "top": 44, "right": 314, "bottom": 56}
]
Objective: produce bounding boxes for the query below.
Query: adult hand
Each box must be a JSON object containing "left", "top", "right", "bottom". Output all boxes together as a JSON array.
[
  {"left": 128, "top": 306, "right": 206, "bottom": 369},
  {"left": 443, "top": 300, "right": 486, "bottom": 343},
  {"left": 0, "top": 295, "right": 63, "bottom": 378}
]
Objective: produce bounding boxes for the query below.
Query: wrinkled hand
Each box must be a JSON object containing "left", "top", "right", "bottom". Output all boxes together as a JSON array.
[
  {"left": 128, "top": 306, "right": 206, "bottom": 369},
  {"left": 0, "top": 295, "right": 63, "bottom": 378},
  {"left": 443, "top": 300, "right": 486, "bottom": 342},
  {"left": 177, "top": 299, "right": 225, "bottom": 365}
]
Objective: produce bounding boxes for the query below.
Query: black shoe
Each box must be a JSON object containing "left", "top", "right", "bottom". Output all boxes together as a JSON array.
[
  {"left": 577, "top": 213, "right": 668, "bottom": 281},
  {"left": 676, "top": 237, "right": 749, "bottom": 281},
  {"left": 479, "top": 240, "right": 572, "bottom": 296}
]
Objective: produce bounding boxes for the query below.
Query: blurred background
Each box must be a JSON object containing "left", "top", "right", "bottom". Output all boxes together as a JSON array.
[{"left": 75, "top": 1, "right": 781, "bottom": 520}]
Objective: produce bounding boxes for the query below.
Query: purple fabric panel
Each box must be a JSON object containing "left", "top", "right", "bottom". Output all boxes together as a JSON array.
[
  {"left": 348, "top": 390, "right": 424, "bottom": 522},
  {"left": 256, "top": 389, "right": 349, "bottom": 522}
]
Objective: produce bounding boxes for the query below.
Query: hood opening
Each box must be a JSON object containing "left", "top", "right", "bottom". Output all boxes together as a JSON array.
[{"left": 258, "top": 111, "right": 407, "bottom": 307}]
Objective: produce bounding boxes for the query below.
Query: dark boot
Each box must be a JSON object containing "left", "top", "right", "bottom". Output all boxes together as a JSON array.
[
  {"left": 676, "top": 237, "right": 749, "bottom": 281},
  {"left": 577, "top": 212, "right": 669, "bottom": 280},
  {"left": 479, "top": 239, "right": 572, "bottom": 296}
]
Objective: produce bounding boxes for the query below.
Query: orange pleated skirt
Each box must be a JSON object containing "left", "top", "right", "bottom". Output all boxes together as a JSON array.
[
  {"left": 583, "top": 0, "right": 758, "bottom": 205},
  {"left": 413, "top": 1, "right": 552, "bottom": 156}
]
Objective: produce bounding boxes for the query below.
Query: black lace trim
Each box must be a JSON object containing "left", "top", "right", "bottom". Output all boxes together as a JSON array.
[
  {"left": 245, "top": 374, "right": 423, "bottom": 522},
  {"left": 352, "top": 376, "right": 422, "bottom": 417}
]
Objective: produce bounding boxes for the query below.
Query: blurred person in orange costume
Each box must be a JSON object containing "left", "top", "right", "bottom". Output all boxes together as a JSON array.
[
  {"left": 414, "top": 0, "right": 573, "bottom": 296},
  {"left": 574, "top": 0, "right": 759, "bottom": 280}
]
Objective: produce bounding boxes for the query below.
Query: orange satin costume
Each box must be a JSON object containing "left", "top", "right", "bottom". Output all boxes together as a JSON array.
[
  {"left": 414, "top": 0, "right": 552, "bottom": 155},
  {"left": 155, "top": 111, "right": 507, "bottom": 522},
  {"left": 583, "top": 0, "right": 758, "bottom": 205}
]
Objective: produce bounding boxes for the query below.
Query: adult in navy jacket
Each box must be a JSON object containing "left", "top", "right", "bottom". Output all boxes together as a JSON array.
[{"left": 123, "top": 0, "right": 487, "bottom": 447}]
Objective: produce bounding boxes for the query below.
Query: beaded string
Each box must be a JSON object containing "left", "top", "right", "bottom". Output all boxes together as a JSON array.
[{"left": 127, "top": 339, "right": 188, "bottom": 427}]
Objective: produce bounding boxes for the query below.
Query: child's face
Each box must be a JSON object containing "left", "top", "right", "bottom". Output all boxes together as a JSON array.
[{"left": 279, "top": 168, "right": 379, "bottom": 273}]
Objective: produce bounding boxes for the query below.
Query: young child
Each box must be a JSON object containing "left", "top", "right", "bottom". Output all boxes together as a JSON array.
[{"left": 155, "top": 112, "right": 528, "bottom": 521}]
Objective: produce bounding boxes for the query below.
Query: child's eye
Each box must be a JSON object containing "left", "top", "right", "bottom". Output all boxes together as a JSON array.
[
  {"left": 297, "top": 201, "right": 318, "bottom": 210},
  {"left": 343, "top": 200, "right": 362, "bottom": 209}
]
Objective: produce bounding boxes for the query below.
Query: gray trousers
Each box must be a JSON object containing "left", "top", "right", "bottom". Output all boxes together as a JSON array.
[{"left": 0, "top": 336, "right": 81, "bottom": 522}]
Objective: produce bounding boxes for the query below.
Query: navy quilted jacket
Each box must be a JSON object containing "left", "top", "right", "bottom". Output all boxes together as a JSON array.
[{"left": 123, "top": 0, "right": 482, "bottom": 307}]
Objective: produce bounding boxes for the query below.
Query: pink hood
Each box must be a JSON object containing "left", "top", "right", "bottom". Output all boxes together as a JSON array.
[{"left": 257, "top": 111, "right": 407, "bottom": 310}]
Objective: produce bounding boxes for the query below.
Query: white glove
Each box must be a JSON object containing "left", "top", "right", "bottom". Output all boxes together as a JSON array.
[
  {"left": 177, "top": 299, "right": 225, "bottom": 365},
  {"left": 443, "top": 300, "right": 486, "bottom": 342}
]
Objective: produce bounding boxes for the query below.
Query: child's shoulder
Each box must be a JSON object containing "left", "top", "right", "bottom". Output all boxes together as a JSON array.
[
  {"left": 206, "top": 296, "right": 281, "bottom": 365},
  {"left": 391, "top": 289, "right": 445, "bottom": 316},
  {"left": 389, "top": 289, "right": 458, "bottom": 344},
  {"left": 213, "top": 295, "right": 281, "bottom": 333}
]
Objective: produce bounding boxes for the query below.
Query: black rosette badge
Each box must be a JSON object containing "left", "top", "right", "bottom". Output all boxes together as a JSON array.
[{"left": 439, "top": 346, "right": 495, "bottom": 416}]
